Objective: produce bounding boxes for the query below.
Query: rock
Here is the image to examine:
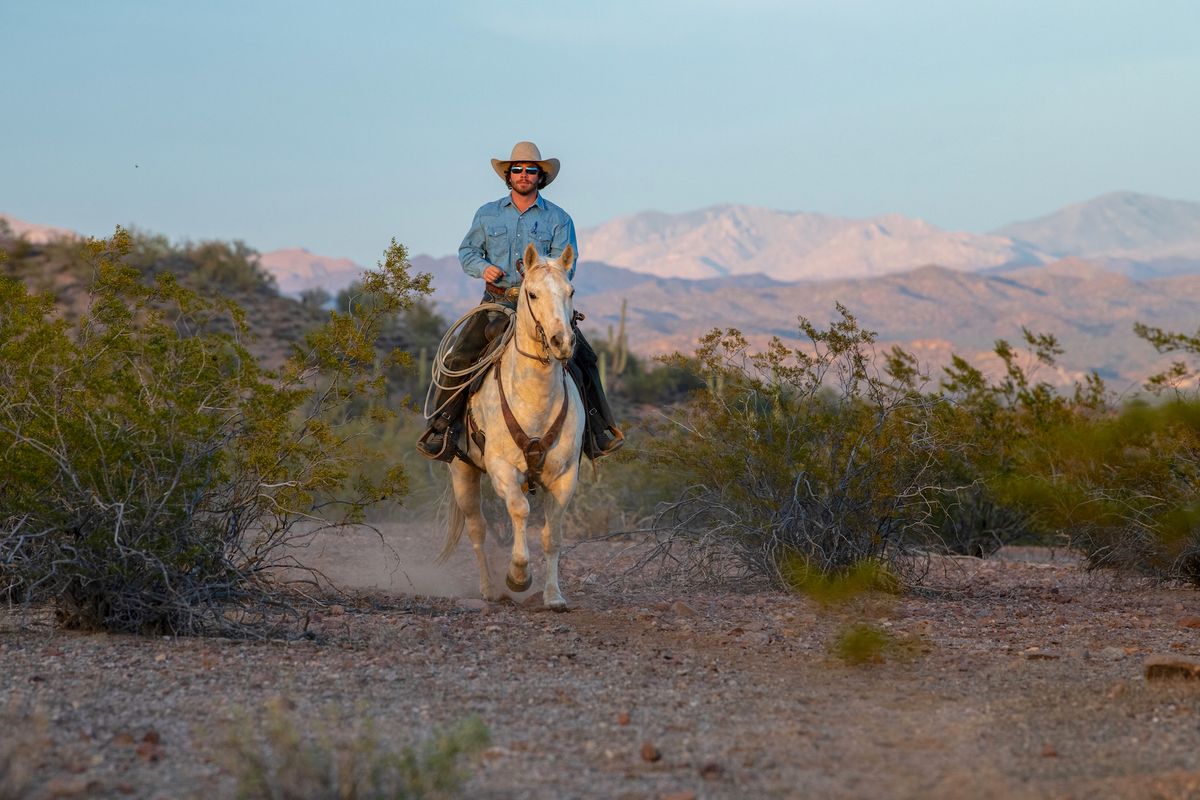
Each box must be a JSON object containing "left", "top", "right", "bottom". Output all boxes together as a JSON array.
[
  {"left": 43, "top": 776, "right": 94, "bottom": 797},
  {"left": 1042, "top": 742, "right": 1058, "bottom": 757},
  {"left": 329, "top": 604, "right": 346, "bottom": 616},
  {"left": 522, "top": 594, "right": 544, "bottom": 609},
  {"left": 640, "top": 741, "right": 662, "bottom": 762},
  {"left": 458, "top": 599, "right": 487, "bottom": 611},
  {"left": 662, "top": 792, "right": 697, "bottom": 800},
  {"left": 1099, "top": 646, "right": 1126, "bottom": 662},
  {"left": 617, "top": 711, "right": 631, "bottom": 725},
  {"left": 1145, "top": 654, "right": 1200, "bottom": 681},
  {"left": 671, "top": 601, "right": 699, "bottom": 617},
  {"left": 136, "top": 736, "right": 164, "bottom": 762},
  {"left": 1177, "top": 616, "right": 1200, "bottom": 629},
  {"left": 1025, "top": 649, "right": 1062, "bottom": 661},
  {"left": 141, "top": 730, "right": 161, "bottom": 745},
  {"left": 699, "top": 761, "right": 724, "bottom": 780}
]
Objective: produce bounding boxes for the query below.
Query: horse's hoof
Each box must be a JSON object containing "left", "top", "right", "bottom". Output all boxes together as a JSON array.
[
  {"left": 548, "top": 600, "right": 569, "bottom": 613},
  {"left": 506, "top": 572, "right": 532, "bottom": 593}
]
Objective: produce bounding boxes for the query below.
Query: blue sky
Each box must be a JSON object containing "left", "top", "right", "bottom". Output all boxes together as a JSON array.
[{"left": 4, "top": 1, "right": 1198, "bottom": 264}]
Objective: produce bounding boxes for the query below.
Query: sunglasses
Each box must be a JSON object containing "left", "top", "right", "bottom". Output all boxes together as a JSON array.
[{"left": 509, "top": 165, "right": 541, "bottom": 175}]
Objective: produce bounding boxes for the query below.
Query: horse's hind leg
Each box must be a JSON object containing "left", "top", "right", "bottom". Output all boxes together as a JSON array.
[
  {"left": 540, "top": 466, "right": 579, "bottom": 612},
  {"left": 450, "top": 460, "right": 499, "bottom": 601}
]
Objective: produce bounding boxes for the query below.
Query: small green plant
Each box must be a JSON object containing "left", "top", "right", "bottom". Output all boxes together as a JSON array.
[
  {"left": 221, "top": 698, "right": 489, "bottom": 800},
  {"left": 830, "top": 622, "right": 894, "bottom": 665},
  {"left": 781, "top": 555, "right": 899, "bottom": 606}
]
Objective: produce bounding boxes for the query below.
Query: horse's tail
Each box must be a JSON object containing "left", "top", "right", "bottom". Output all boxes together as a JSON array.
[{"left": 437, "top": 493, "right": 466, "bottom": 565}]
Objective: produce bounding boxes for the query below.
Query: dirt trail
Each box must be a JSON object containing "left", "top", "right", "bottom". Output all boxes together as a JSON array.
[{"left": 4, "top": 524, "right": 1200, "bottom": 799}]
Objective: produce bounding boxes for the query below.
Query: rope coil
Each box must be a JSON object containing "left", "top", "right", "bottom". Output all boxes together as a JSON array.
[{"left": 423, "top": 303, "right": 516, "bottom": 422}]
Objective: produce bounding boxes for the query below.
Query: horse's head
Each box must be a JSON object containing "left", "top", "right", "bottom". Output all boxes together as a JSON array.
[{"left": 518, "top": 243, "right": 577, "bottom": 363}]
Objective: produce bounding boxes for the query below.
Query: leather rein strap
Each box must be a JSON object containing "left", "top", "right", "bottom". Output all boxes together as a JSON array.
[{"left": 495, "top": 357, "right": 570, "bottom": 494}]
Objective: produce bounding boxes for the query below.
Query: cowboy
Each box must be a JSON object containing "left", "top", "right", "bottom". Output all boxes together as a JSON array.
[{"left": 417, "top": 141, "right": 623, "bottom": 461}]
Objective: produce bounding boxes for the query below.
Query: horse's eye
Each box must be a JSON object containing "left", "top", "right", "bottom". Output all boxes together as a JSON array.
[{"left": 528, "top": 292, "right": 538, "bottom": 301}]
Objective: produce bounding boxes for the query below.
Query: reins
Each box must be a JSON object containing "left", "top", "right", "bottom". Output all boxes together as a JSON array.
[{"left": 514, "top": 285, "right": 554, "bottom": 365}]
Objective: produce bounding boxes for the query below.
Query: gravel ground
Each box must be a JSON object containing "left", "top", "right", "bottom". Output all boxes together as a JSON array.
[{"left": 4, "top": 524, "right": 1200, "bottom": 799}]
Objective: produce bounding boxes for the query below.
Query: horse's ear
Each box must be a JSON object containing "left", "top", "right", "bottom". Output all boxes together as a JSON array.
[
  {"left": 559, "top": 244, "right": 574, "bottom": 273},
  {"left": 523, "top": 243, "right": 538, "bottom": 274}
]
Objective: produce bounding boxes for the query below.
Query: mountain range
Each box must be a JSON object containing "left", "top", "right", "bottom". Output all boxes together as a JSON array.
[
  {"left": 6, "top": 191, "right": 1200, "bottom": 387},
  {"left": 580, "top": 205, "right": 1049, "bottom": 280}
]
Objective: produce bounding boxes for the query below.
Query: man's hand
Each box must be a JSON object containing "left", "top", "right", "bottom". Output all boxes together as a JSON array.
[{"left": 483, "top": 265, "right": 504, "bottom": 284}]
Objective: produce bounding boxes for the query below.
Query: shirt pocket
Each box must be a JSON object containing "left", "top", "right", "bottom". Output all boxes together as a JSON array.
[
  {"left": 484, "top": 224, "right": 508, "bottom": 260},
  {"left": 534, "top": 226, "right": 554, "bottom": 256}
]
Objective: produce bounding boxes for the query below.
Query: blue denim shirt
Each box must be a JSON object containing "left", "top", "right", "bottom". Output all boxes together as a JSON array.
[{"left": 458, "top": 193, "right": 578, "bottom": 289}]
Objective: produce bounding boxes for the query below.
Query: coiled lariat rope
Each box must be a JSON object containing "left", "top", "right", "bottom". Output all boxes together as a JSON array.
[{"left": 423, "top": 303, "right": 516, "bottom": 422}]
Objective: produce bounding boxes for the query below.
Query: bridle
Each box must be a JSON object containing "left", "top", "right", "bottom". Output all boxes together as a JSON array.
[{"left": 513, "top": 265, "right": 573, "bottom": 366}]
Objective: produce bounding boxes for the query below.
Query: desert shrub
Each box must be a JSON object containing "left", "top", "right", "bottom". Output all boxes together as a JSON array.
[
  {"left": 640, "top": 305, "right": 945, "bottom": 586},
  {"left": 221, "top": 699, "right": 489, "bottom": 800},
  {"left": 996, "top": 398, "right": 1200, "bottom": 582},
  {"left": 338, "top": 281, "right": 447, "bottom": 403},
  {"left": 0, "top": 229, "right": 427, "bottom": 634},
  {"left": 927, "top": 329, "right": 1109, "bottom": 556},
  {"left": 933, "top": 323, "right": 1200, "bottom": 581},
  {"left": 1135, "top": 321, "right": 1200, "bottom": 394}
]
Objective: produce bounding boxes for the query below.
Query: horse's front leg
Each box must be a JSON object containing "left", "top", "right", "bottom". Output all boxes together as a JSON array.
[
  {"left": 449, "top": 459, "right": 500, "bottom": 601},
  {"left": 490, "top": 464, "right": 533, "bottom": 593},
  {"left": 540, "top": 463, "right": 580, "bottom": 611}
]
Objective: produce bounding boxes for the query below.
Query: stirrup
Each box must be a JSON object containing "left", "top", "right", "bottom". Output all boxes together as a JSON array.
[
  {"left": 589, "top": 425, "right": 625, "bottom": 459},
  {"left": 417, "top": 425, "right": 458, "bottom": 463}
]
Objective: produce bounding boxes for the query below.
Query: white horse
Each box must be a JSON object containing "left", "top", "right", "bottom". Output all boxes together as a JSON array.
[{"left": 438, "top": 243, "right": 585, "bottom": 611}]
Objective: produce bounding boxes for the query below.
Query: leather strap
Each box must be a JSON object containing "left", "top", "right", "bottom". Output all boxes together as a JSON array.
[{"left": 495, "top": 358, "right": 570, "bottom": 493}]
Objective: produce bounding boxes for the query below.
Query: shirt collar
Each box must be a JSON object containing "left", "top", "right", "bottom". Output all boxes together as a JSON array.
[{"left": 500, "top": 193, "right": 546, "bottom": 210}]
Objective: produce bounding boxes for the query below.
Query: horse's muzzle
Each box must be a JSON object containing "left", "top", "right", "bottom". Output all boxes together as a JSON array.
[{"left": 549, "top": 332, "right": 576, "bottom": 362}]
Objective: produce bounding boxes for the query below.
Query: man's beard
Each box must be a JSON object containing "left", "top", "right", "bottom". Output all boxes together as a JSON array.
[{"left": 511, "top": 179, "right": 538, "bottom": 197}]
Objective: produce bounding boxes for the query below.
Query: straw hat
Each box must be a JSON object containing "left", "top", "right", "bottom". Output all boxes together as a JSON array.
[{"left": 491, "top": 141, "right": 560, "bottom": 187}]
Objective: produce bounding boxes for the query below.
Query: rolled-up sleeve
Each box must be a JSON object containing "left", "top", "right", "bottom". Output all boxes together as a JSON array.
[
  {"left": 458, "top": 208, "right": 489, "bottom": 279},
  {"left": 549, "top": 214, "right": 579, "bottom": 280}
]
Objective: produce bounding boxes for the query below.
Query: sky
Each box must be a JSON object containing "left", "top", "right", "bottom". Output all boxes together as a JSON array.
[{"left": 4, "top": 1, "right": 1199, "bottom": 265}]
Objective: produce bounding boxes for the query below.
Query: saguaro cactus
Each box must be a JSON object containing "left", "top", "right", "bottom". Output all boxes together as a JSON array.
[{"left": 603, "top": 299, "right": 629, "bottom": 390}]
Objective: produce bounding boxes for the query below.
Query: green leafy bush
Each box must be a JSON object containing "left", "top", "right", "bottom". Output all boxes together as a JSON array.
[
  {"left": 996, "top": 398, "right": 1200, "bottom": 582},
  {"left": 0, "top": 229, "right": 427, "bottom": 634},
  {"left": 924, "top": 329, "right": 1108, "bottom": 556},
  {"left": 642, "top": 305, "right": 944, "bottom": 585}
]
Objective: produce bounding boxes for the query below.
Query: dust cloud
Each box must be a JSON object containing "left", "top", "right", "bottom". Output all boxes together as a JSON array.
[{"left": 287, "top": 517, "right": 521, "bottom": 600}]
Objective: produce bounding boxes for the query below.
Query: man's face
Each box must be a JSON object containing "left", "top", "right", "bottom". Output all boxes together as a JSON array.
[{"left": 509, "top": 161, "right": 540, "bottom": 196}]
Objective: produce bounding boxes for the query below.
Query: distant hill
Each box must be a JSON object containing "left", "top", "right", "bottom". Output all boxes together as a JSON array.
[
  {"left": 581, "top": 205, "right": 1049, "bottom": 281},
  {"left": 994, "top": 191, "right": 1200, "bottom": 277},
  {"left": 11, "top": 193, "right": 1200, "bottom": 388},
  {"left": 258, "top": 248, "right": 364, "bottom": 296},
  {"left": 569, "top": 258, "right": 1200, "bottom": 390},
  {"left": 0, "top": 212, "right": 78, "bottom": 244},
  {"left": 410, "top": 254, "right": 665, "bottom": 319}
]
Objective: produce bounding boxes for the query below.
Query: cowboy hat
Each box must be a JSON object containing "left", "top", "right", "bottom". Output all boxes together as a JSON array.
[{"left": 491, "top": 141, "right": 560, "bottom": 187}]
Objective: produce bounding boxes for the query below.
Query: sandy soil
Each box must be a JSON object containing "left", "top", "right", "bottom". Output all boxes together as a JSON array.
[{"left": 5, "top": 522, "right": 1200, "bottom": 799}]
